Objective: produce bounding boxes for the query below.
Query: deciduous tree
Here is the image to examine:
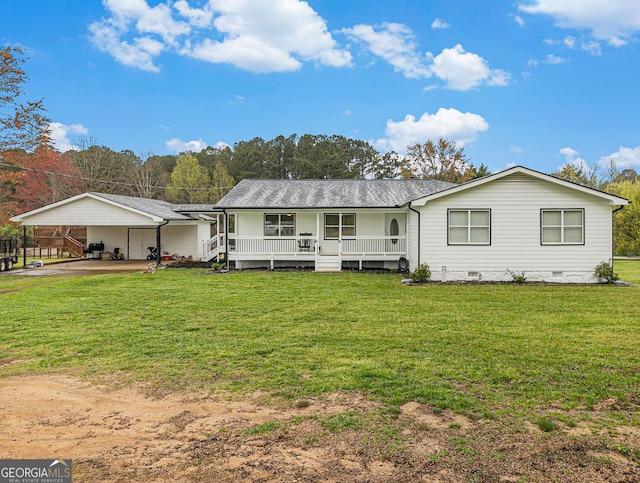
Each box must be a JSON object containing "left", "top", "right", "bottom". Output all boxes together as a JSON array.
[
  {"left": 210, "top": 161, "right": 235, "bottom": 203},
  {"left": 0, "top": 45, "right": 51, "bottom": 223},
  {"left": 13, "top": 146, "right": 81, "bottom": 211},
  {"left": 606, "top": 179, "right": 640, "bottom": 256},
  {"left": 403, "top": 138, "right": 474, "bottom": 183},
  {"left": 167, "top": 153, "right": 210, "bottom": 203},
  {"left": 0, "top": 46, "right": 50, "bottom": 152}
]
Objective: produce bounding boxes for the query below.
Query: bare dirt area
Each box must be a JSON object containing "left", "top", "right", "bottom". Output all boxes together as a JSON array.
[{"left": 0, "top": 375, "right": 638, "bottom": 482}]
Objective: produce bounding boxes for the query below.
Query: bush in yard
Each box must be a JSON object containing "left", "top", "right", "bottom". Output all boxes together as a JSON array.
[
  {"left": 410, "top": 263, "right": 431, "bottom": 283},
  {"left": 507, "top": 269, "right": 527, "bottom": 284},
  {"left": 595, "top": 261, "right": 619, "bottom": 284}
]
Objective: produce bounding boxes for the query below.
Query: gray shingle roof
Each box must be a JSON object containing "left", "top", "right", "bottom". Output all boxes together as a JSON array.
[
  {"left": 216, "top": 178, "right": 458, "bottom": 209},
  {"left": 90, "top": 192, "right": 200, "bottom": 220}
]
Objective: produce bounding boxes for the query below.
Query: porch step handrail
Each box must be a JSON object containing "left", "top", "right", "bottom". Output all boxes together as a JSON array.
[
  {"left": 63, "top": 235, "right": 85, "bottom": 258},
  {"left": 202, "top": 233, "right": 224, "bottom": 261}
]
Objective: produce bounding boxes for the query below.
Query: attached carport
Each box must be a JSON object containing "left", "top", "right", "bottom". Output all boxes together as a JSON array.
[{"left": 10, "top": 192, "right": 217, "bottom": 264}]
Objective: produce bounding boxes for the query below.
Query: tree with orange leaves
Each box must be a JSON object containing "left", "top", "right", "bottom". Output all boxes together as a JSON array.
[{"left": 1, "top": 45, "right": 51, "bottom": 224}]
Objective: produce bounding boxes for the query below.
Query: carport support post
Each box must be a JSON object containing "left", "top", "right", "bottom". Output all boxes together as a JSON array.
[
  {"left": 23, "top": 225, "right": 27, "bottom": 266},
  {"left": 156, "top": 224, "right": 162, "bottom": 265}
]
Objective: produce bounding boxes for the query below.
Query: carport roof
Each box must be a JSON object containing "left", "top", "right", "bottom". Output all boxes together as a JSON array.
[
  {"left": 89, "top": 193, "right": 199, "bottom": 220},
  {"left": 10, "top": 192, "right": 220, "bottom": 223}
]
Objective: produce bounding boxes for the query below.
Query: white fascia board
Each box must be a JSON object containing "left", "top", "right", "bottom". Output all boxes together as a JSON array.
[{"left": 410, "top": 166, "right": 630, "bottom": 207}]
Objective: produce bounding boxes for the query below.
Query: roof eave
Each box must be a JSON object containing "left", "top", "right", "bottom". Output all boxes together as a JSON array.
[
  {"left": 10, "top": 192, "right": 167, "bottom": 223},
  {"left": 409, "top": 166, "right": 630, "bottom": 206}
]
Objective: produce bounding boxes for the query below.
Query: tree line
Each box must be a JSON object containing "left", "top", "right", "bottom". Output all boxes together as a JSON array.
[{"left": 1, "top": 134, "right": 490, "bottom": 220}]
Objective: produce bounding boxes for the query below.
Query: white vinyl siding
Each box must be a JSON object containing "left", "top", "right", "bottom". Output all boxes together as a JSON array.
[
  {"left": 448, "top": 209, "right": 490, "bottom": 245},
  {"left": 541, "top": 209, "right": 584, "bottom": 245},
  {"left": 19, "top": 197, "right": 159, "bottom": 226},
  {"left": 418, "top": 173, "right": 614, "bottom": 274}
]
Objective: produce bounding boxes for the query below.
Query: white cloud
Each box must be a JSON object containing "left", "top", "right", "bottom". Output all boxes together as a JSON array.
[
  {"left": 431, "top": 18, "right": 450, "bottom": 29},
  {"left": 581, "top": 40, "right": 602, "bottom": 55},
  {"left": 166, "top": 137, "right": 208, "bottom": 153},
  {"left": 518, "top": 0, "right": 640, "bottom": 47},
  {"left": 375, "top": 108, "right": 489, "bottom": 154},
  {"left": 510, "top": 145, "right": 523, "bottom": 154},
  {"left": 342, "top": 23, "right": 431, "bottom": 79},
  {"left": 598, "top": 145, "right": 640, "bottom": 168},
  {"left": 188, "top": 0, "right": 351, "bottom": 73},
  {"left": 173, "top": 0, "right": 214, "bottom": 29},
  {"left": 514, "top": 15, "right": 525, "bottom": 27},
  {"left": 49, "top": 122, "right": 89, "bottom": 152},
  {"left": 559, "top": 146, "right": 591, "bottom": 172},
  {"left": 89, "top": 0, "right": 350, "bottom": 73},
  {"left": 563, "top": 35, "right": 576, "bottom": 48},
  {"left": 428, "top": 44, "right": 511, "bottom": 90},
  {"left": 343, "top": 24, "right": 509, "bottom": 90},
  {"left": 543, "top": 54, "right": 567, "bottom": 64}
]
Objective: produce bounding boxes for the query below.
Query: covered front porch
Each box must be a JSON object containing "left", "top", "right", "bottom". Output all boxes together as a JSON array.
[{"left": 204, "top": 209, "right": 409, "bottom": 271}]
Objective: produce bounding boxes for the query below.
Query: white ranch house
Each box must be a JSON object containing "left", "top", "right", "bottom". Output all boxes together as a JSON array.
[{"left": 11, "top": 166, "right": 628, "bottom": 283}]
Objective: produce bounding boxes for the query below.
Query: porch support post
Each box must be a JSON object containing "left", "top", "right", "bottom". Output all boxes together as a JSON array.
[
  {"left": 223, "top": 210, "right": 228, "bottom": 266},
  {"left": 316, "top": 212, "right": 320, "bottom": 255}
]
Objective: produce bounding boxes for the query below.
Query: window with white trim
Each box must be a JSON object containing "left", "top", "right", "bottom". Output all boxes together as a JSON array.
[
  {"left": 448, "top": 209, "right": 491, "bottom": 245},
  {"left": 228, "top": 214, "right": 236, "bottom": 235},
  {"left": 264, "top": 213, "right": 295, "bottom": 236},
  {"left": 324, "top": 213, "right": 356, "bottom": 239},
  {"left": 541, "top": 209, "right": 584, "bottom": 244}
]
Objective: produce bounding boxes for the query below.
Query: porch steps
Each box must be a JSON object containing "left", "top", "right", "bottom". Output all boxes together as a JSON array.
[{"left": 315, "top": 256, "right": 342, "bottom": 272}]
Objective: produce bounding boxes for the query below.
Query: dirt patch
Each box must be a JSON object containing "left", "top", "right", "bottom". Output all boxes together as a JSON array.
[{"left": 0, "top": 375, "right": 638, "bottom": 482}]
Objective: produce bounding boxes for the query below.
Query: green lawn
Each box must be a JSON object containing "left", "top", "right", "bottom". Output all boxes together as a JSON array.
[{"left": 1, "top": 260, "right": 639, "bottom": 418}]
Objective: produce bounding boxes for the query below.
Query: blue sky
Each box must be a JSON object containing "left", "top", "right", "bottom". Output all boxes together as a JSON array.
[{"left": 2, "top": 0, "right": 640, "bottom": 174}]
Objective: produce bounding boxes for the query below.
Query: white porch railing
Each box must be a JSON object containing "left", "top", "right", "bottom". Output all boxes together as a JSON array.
[
  {"left": 341, "top": 235, "right": 407, "bottom": 256},
  {"left": 202, "top": 233, "right": 224, "bottom": 261},
  {"left": 228, "top": 235, "right": 318, "bottom": 256},
  {"left": 226, "top": 235, "right": 406, "bottom": 258}
]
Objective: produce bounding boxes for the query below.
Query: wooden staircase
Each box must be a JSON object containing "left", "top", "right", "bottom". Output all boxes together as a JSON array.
[
  {"left": 64, "top": 235, "right": 86, "bottom": 258},
  {"left": 33, "top": 226, "right": 87, "bottom": 258}
]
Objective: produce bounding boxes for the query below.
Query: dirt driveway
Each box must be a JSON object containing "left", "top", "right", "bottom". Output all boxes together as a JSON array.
[{"left": 0, "top": 374, "right": 638, "bottom": 482}]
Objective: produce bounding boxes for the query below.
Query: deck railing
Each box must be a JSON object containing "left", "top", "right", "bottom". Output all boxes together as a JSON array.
[
  {"left": 229, "top": 236, "right": 318, "bottom": 256},
  {"left": 227, "top": 235, "right": 406, "bottom": 257},
  {"left": 341, "top": 236, "right": 407, "bottom": 256}
]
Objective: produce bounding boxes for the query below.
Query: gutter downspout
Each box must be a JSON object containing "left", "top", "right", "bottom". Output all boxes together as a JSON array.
[
  {"left": 611, "top": 204, "right": 626, "bottom": 269},
  {"left": 156, "top": 220, "right": 169, "bottom": 265},
  {"left": 408, "top": 202, "right": 421, "bottom": 267}
]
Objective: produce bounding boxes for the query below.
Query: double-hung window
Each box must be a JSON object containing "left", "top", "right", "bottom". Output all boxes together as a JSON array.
[
  {"left": 325, "top": 213, "right": 356, "bottom": 239},
  {"left": 264, "top": 213, "right": 295, "bottom": 236},
  {"left": 541, "top": 209, "right": 584, "bottom": 244},
  {"left": 448, "top": 209, "right": 491, "bottom": 245}
]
